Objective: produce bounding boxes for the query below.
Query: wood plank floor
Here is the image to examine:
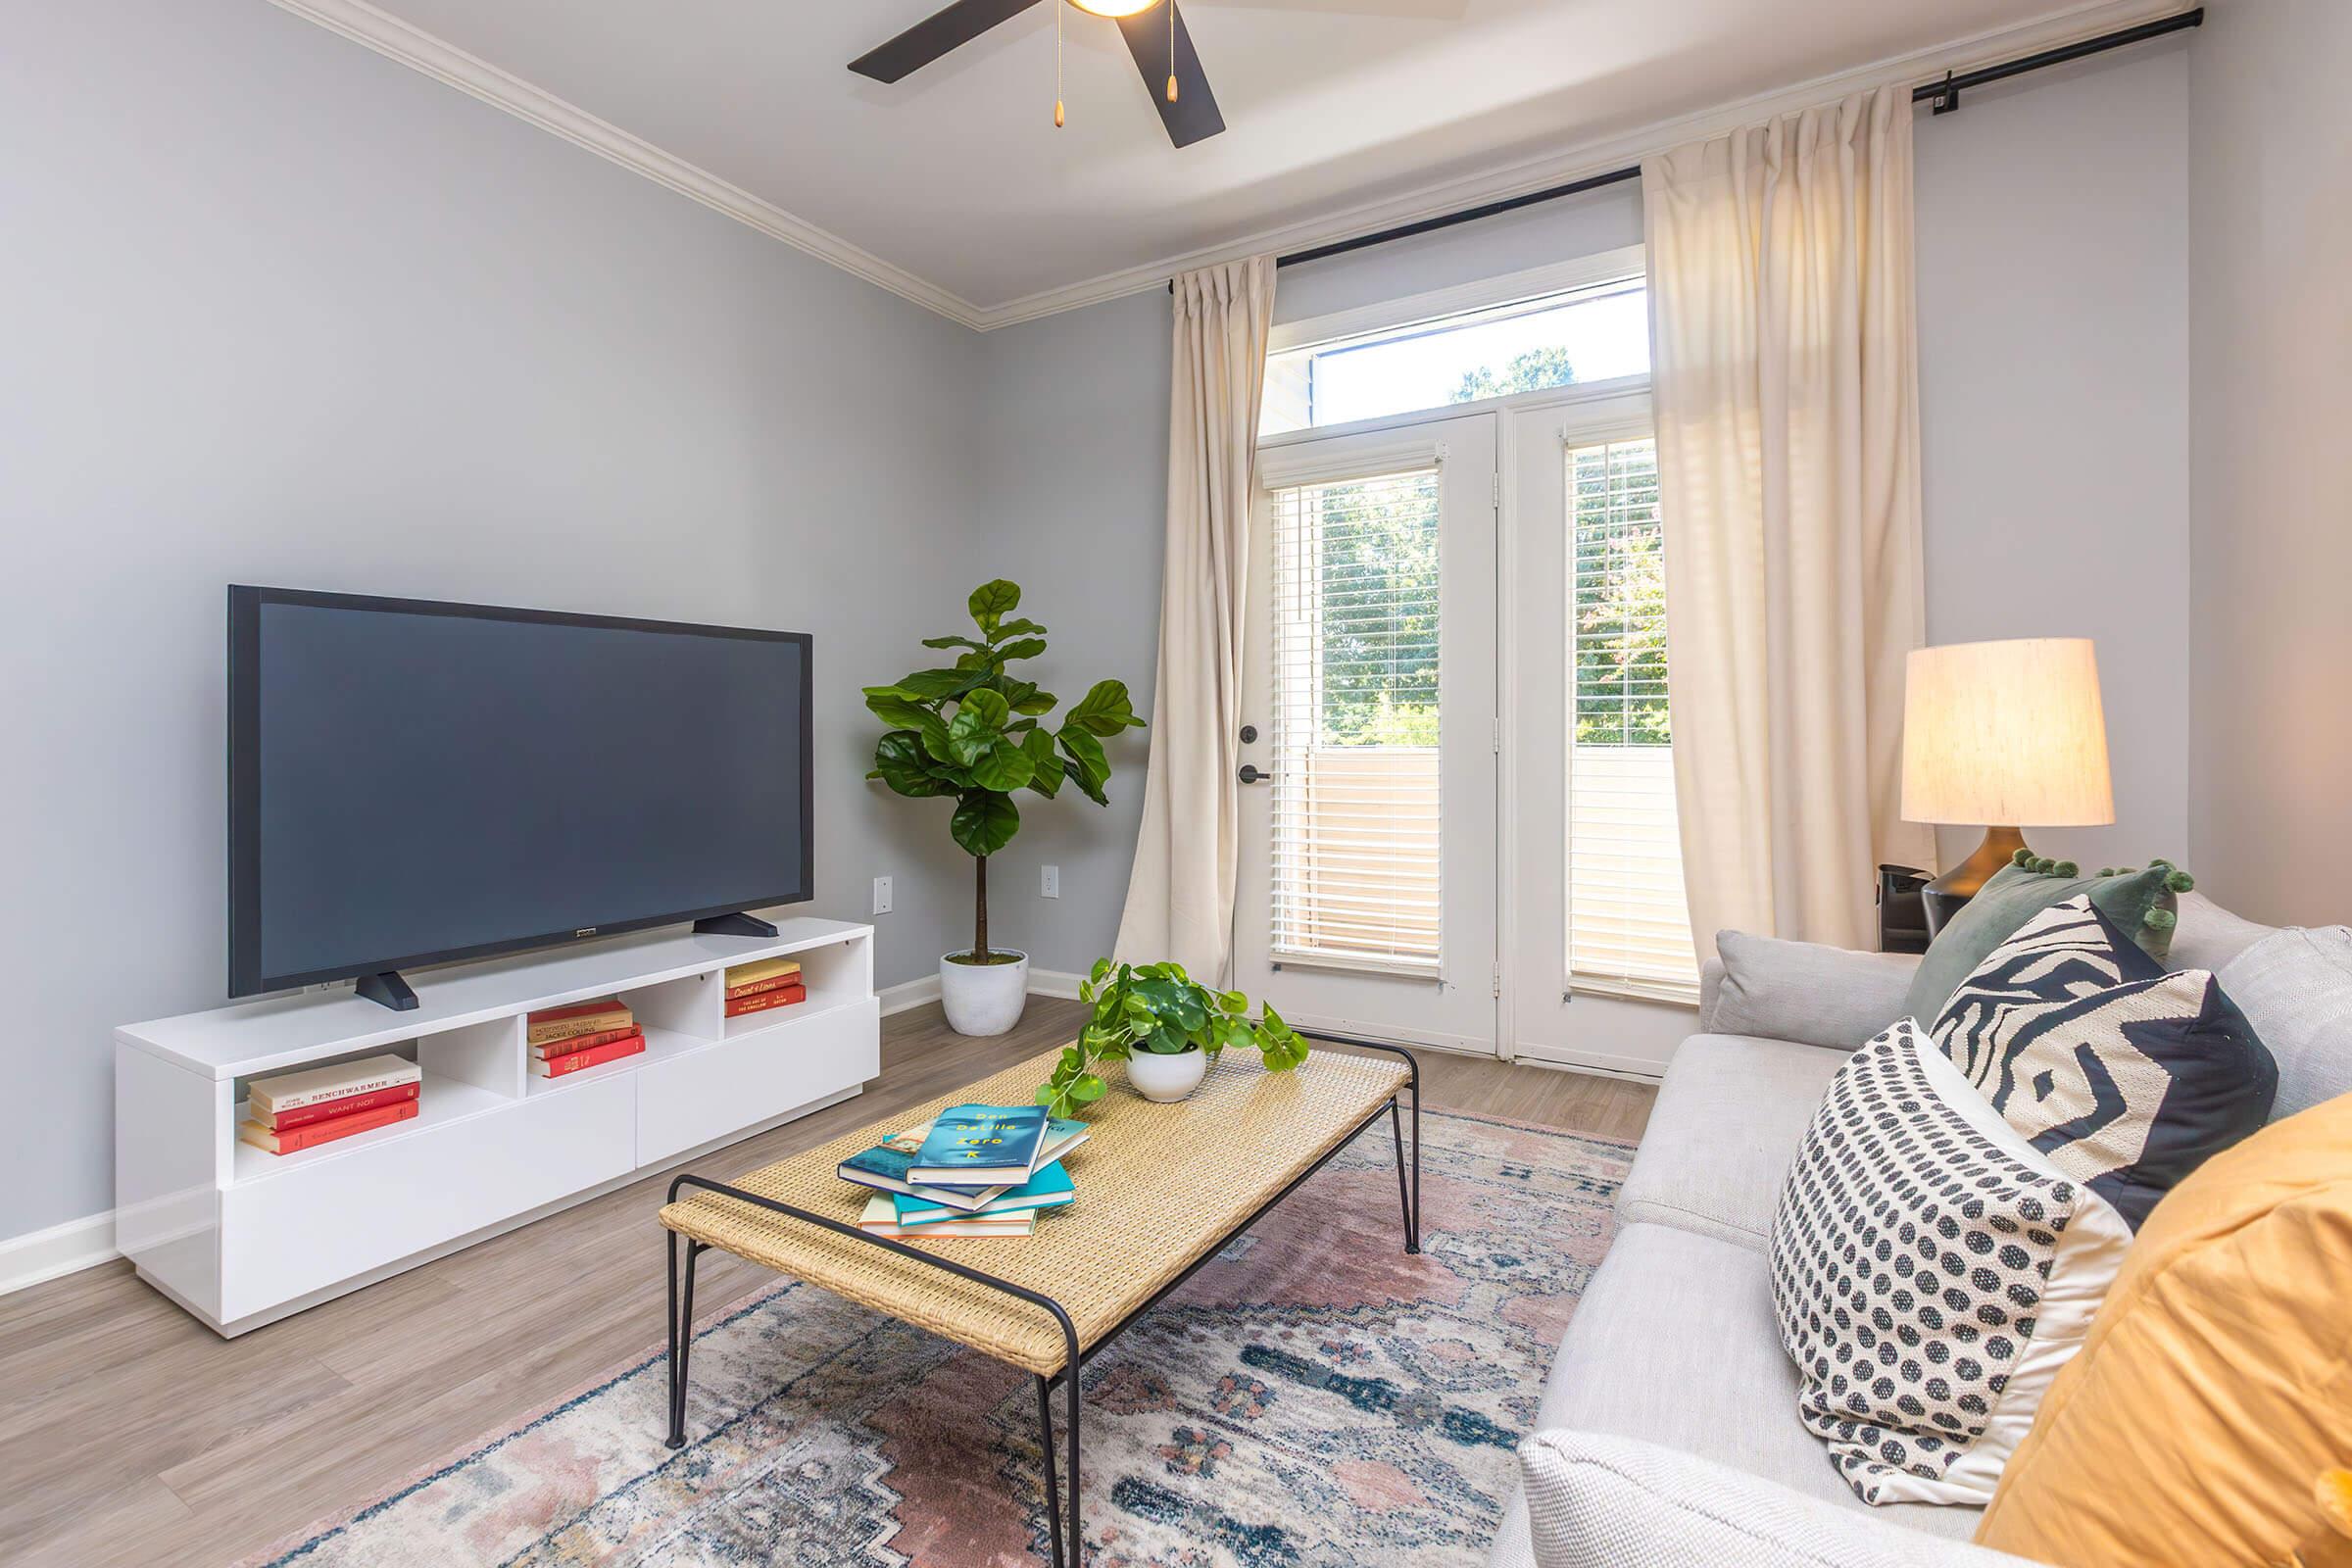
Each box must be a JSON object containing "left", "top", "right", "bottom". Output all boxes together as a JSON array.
[{"left": 0, "top": 1001, "right": 1652, "bottom": 1568}]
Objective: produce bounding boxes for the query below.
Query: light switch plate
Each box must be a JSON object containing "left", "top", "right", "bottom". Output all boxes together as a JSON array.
[
  {"left": 872, "top": 875, "right": 893, "bottom": 915},
  {"left": 1041, "top": 864, "right": 1059, "bottom": 899}
]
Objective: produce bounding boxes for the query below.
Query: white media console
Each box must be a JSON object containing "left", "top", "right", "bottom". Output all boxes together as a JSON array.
[{"left": 115, "top": 913, "right": 878, "bottom": 1336}]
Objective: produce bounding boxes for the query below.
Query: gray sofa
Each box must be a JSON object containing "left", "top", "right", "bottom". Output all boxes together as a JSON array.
[{"left": 1491, "top": 893, "right": 2352, "bottom": 1568}]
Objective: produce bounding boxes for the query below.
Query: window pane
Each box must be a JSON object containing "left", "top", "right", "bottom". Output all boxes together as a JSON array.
[
  {"left": 1269, "top": 469, "right": 1442, "bottom": 970},
  {"left": 1264, "top": 280, "right": 1648, "bottom": 435},
  {"left": 1566, "top": 436, "right": 1696, "bottom": 1000}
]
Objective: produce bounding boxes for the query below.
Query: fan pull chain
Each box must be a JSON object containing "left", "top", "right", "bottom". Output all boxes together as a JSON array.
[
  {"left": 1166, "top": 1, "right": 1178, "bottom": 101},
  {"left": 1054, "top": 1, "right": 1066, "bottom": 127}
]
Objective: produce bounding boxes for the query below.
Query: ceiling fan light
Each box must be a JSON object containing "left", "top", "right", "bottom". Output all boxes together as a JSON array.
[{"left": 1069, "top": 0, "right": 1160, "bottom": 17}]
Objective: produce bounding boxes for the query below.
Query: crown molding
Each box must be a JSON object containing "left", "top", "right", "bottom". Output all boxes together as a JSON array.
[
  {"left": 265, "top": 0, "right": 993, "bottom": 328},
  {"left": 270, "top": 0, "right": 2189, "bottom": 334}
]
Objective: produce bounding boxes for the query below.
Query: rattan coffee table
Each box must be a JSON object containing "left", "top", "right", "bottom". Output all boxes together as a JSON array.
[{"left": 657, "top": 1038, "right": 1419, "bottom": 1568}]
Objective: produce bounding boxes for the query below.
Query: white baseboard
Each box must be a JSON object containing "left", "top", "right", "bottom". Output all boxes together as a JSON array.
[
  {"left": 6, "top": 967, "right": 1090, "bottom": 1299},
  {"left": 876, "top": 972, "right": 942, "bottom": 1016},
  {"left": 1026, "top": 967, "right": 1087, "bottom": 1001},
  {"left": 0, "top": 1209, "right": 119, "bottom": 1299}
]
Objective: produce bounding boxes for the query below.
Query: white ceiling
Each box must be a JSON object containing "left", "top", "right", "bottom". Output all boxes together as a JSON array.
[{"left": 320, "top": 0, "right": 2154, "bottom": 319}]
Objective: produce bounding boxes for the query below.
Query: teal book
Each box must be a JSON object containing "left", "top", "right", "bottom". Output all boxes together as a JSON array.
[
  {"left": 909, "top": 1103, "right": 1050, "bottom": 1187},
  {"left": 894, "top": 1160, "right": 1074, "bottom": 1225}
]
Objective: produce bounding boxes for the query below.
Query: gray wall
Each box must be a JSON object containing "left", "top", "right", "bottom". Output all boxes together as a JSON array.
[
  {"left": 2185, "top": 0, "right": 2352, "bottom": 927},
  {"left": 1915, "top": 43, "right": 2193, "bottom": 874},
  {"left": 1, "top": 0, "right": 992, "bottom": 1241},
  {"left": 973, "top": 291, "right": 1172, "bottom": 975}
]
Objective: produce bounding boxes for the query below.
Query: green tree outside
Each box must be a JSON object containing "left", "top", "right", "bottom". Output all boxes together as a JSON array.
[{"left": 1296, "top": 355, "right": 1668, "bottom": 754}]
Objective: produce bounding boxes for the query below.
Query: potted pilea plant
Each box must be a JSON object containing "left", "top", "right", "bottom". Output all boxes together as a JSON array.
[
  {"left": 1037, "top": 958, "right": 1309, "bottom": 1112},
  {"left": 864, "top": 580, "right": 1144, "bottom": 1036}
]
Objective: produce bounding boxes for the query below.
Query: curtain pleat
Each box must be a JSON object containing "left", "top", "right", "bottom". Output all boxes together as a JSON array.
[
  {"left": 1113, "top": 256, "right": 1277, "bottom": 981},
  {"left": 1643, "top": 87, "right": 1936, "bottom": 956}
]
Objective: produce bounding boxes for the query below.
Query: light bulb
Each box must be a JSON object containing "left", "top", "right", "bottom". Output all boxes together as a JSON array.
[{"left": 1069, "top": 0, "right": 1161, "bottom": 17}]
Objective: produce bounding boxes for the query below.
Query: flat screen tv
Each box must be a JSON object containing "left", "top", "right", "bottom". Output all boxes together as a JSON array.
[{"left": 228, "top": 586, "right": 812, "bottom": 1004}]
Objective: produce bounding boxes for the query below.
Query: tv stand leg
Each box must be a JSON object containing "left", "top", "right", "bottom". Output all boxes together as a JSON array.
[
  {"left": 356, "top": 970, "right": 418, "bottom": 1011},
  {"left": 692, "top": 912, "right": 778, "bottom": 938}
]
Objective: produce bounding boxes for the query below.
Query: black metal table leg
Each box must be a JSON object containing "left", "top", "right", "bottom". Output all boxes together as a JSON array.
[
  {"left": 1035, "top": 1375, "right": 1064, "bottom": 1568},
  {"left": 1063, "top": 1356, "right": 1081, "bottom": 1565},
  {"left": 666, "top": 1239, "right": 703, "bottom": 1448},
  {"left": 1388, "top": 1098, "right": 1421, "bottom": 1254}
]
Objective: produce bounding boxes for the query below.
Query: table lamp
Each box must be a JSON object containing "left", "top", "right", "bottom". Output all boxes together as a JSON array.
[{"left": 1901, "top": 637, "right": 2115, "bottom": 906}]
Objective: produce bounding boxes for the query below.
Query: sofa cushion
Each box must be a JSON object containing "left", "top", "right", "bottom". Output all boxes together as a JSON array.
[
  {"left": 1770, "top": 1022, "right": 2133, "bottom": 1506},
  {"left": 1929, "top": 898, "right": 2278, "bottom": 1228},
  {"left": 1902, "top": 859, "right": 2187, "bottom": 1025},
  {"left": 2168, "top": 890, "right": 2276, "bottom": 973},
  {"left": 1709, "top": 932, "right": 1921, "bottom": 1051},
  {"left": 1515, "top": 1433, "right": 2044, "bottom": 1568},
  {"left": 1615, "top": 1034, "right": 1846, "bottom": 1250},
  {"left": 1975, "top": 1093, "right": 2352, "bottom": 1568},
  {"left": 1512, "top": 1221, "right": 1977, "bottom": 1542},
  {"left": 2217, "top": 925, "right": 2352, "bottom": 1120}
]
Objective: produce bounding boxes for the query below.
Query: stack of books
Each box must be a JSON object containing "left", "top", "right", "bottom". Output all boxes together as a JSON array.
[
  {"left": 527, "top": 998, "right": 645, "bottom": 1078},
  {"left": 839, "top": 1103, "right": 1087, "bottom": 1238},
  {"left": 238, "top": 1054, "right": 422, "bottom": 1154},
  {"left": 724, "top": 957, "right": 806, "bottom": 1019}
]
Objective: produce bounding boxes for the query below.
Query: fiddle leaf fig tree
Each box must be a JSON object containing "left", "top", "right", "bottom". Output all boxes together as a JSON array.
[{"left": 864, "top": 580, "right": 1144, "bottom": 963}]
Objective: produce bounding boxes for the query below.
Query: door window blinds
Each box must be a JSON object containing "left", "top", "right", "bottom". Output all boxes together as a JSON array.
[
  {"left": 1566, "top": 437, "right": 1698, "bottom": 1000},
  {"left": 1267, "top": 466, "right": 1443, "bottom": 973}
]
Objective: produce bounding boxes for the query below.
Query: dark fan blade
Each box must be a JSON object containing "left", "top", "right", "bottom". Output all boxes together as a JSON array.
[
  {"left": 1115, "top": 3, "right": 1225, "bottom": 147},
  {"left": 850, "top": 0, "right": 1048, "bottom": 83}
]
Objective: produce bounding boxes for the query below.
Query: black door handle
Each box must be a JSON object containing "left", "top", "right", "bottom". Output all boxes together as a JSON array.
[{"left": 1238, "top": 763, "right": 1270, "bottom": 784}]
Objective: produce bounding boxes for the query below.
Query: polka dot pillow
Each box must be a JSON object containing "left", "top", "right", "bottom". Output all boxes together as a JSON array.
[{"left": 1767, "top": 1020, "right": 2132, "bottom": 1506}]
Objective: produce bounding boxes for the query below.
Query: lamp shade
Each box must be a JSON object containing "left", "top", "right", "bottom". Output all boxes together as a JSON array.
[{"left": 1901, "top": 638, "right": 2115, "bottom": 827}]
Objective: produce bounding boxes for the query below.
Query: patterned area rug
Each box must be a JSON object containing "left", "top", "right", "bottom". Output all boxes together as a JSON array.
[{"left": 252, "top": 1108, "right": 1629, "bottom": 1568}]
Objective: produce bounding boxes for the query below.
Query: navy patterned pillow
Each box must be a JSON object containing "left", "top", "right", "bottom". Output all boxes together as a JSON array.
[{"left": 1928, "top": 897, "right": 2278, "bottom": 1228}]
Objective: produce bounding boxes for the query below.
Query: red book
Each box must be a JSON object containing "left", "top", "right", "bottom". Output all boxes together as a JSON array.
[
  {"left": 724, "top": 972, "right": 803, "bottom": 1002},
  {"left": 532, "top": 1025, "right": 642, "bottom": 1060},
  {"left": 239, "top": 1098, "right": 419, "bottom": 1154},
  {"left": 532, "top": 1033, "right": 648, "bottom": 1078},
  {"left": 726, "top": 983, "right": 807, "bottom": 1018},
  {"left": 253, "top": 1082, "right": 420, "bottom": 1131}
]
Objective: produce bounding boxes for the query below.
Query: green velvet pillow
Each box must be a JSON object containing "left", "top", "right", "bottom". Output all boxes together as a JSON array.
[{"left": 1901, "top": 854, "right": 2195, "bottom": 1024}]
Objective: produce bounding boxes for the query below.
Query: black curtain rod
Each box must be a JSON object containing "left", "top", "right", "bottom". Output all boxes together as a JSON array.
[{"left": 1215, "top": 7, "right": 2203, "bottom": 276}]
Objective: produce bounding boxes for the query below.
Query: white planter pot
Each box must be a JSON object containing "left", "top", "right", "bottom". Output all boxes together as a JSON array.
[
  {"left": 940, "top": 950, "right": 1029, "bottom": 1036},
  {"left": 1126, "top": 1048, "right": 1209, "bottom": 1103}
]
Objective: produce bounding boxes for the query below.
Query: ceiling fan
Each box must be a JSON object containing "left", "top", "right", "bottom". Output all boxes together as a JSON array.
[{"left": 850, "top": 0, "right": 1226, "bottom": 148}]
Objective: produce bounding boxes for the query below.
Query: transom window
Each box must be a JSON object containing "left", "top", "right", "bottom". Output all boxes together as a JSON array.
[{"left": 1263, "top": 273, "right": 1649, "bottom": 435}]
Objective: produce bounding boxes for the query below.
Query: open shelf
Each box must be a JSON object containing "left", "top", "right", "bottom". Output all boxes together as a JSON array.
[
  {"left": 231, "top": 1072, "right": 510, "bottom": 1185},
  {"left": 525, "top": 1024, "right": 698, "bottom": 1097}
]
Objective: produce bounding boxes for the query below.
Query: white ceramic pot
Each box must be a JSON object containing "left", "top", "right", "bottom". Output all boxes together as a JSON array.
[
  {"left": 940, "top": 949, "right": 1029, "bottom": 1036},
  {"left": 1126, "top": 1047, "right": 1209, "bottom": 1103}
]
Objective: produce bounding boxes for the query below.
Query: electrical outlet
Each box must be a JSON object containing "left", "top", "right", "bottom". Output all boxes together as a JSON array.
[
  {"left": 871, "top": 875, "right": 893, "bottom": 915},
  {"left": 1041, "top": 864, "right": 1059, "bottom": 900}
]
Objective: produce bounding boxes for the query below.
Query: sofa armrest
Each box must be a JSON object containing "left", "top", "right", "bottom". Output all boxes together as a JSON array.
[
  {"left": 1707, "top": 930, "right": 1922, "bottom": 1052},
  {"left": 1515, "top": 1432, "right": 2043, "bottom": 1568}
]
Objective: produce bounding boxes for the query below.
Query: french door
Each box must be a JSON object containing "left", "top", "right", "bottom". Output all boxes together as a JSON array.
[
  {"left": 1230, "top": 413, "right": 1499, "bottom": 1054},
  {"left": 1502, "top": 394, "right": 1694, "bottom": 1076}
]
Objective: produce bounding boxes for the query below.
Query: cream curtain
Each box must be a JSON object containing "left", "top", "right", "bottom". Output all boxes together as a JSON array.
[
  {"left": 1643, "top": 85, "right": 1936, "bottom": 955},
  {"left": 1113, "top": 256, "right": 1277, "bottom": 982}
]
